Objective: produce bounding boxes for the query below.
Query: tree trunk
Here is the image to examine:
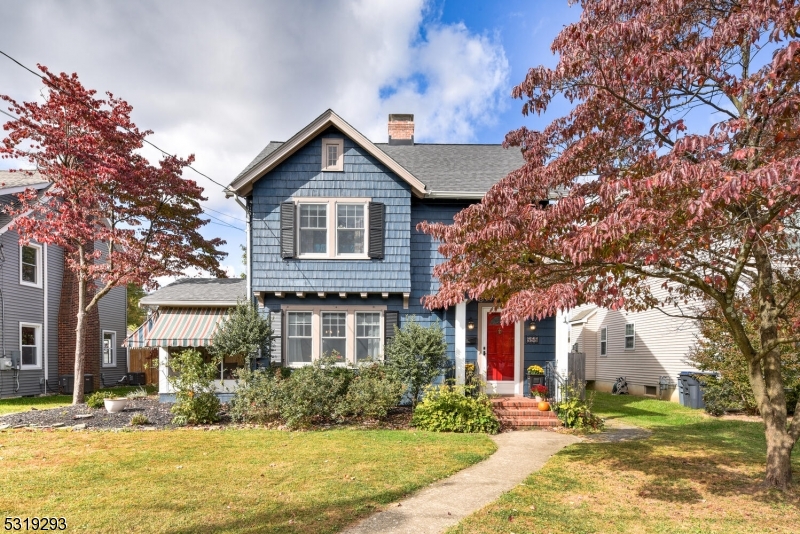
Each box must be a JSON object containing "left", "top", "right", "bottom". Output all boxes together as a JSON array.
[
  {"left": 71, "top": 247, "right": 87, "bottom": 405},
  {"left": 764, "top": 419, "right": 794, "bottom": 489}
]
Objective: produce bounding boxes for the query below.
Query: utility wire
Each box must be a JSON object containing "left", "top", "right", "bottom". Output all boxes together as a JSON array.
[
  {"left": 200, "top": 203, "right": 246, "bottom": 223},
  {"left": 0, "top": 49, "right": 230, "bottom": 191}
]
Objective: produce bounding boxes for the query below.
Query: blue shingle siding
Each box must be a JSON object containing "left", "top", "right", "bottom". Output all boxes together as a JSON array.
[{"left": 250, "top": 128, "right": 411, "bottom": 293}]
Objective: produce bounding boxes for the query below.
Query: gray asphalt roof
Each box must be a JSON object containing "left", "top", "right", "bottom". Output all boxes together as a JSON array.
[
  {"left": 140, "top": 278, "right": 246, "bottom": 305},
  {"left": 234, "top": 142, "right": 284, "bottom": 182},
  {"left": 0, "top": 171, "right": 49, "bottom": 190},
  {"left": 569, "top": 307, "right": 598, "bottom": 323},
  {"left": 375, "top": 143, "right": 524, "bottom": 194},
  {"left": 234, "top": 141, "right": 525, "bottom": 195}
]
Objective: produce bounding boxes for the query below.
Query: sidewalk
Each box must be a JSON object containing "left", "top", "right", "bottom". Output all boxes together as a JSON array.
[{"left": 341, "top": 430, "right": 581, "bottom": 534}]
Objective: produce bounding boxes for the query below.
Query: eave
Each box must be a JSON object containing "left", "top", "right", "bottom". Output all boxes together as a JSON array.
[{"left": 228, "top": 109, "right": 428, "bottom": 198}]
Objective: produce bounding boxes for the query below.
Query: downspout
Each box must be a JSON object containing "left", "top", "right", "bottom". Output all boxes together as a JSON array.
[{"left": 43, "top": 243, "right": 48, "bottom": 392}]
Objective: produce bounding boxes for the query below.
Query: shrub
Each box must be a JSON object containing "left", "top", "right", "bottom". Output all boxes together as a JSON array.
[
  {"left": 209, "top": 300, "right": 271, "bottom": 364},
  {"left": 279, "top": 356, "right": 352, "bottom": 429},
  {"left": 167, "top": 348, "right": 221, "bottom": 425},
  {"left": 86, "top": 390, "right": 115, "bottom": 409},
  {"left": 385, "top": 316, "right": 448, "bottom": 407},
  {"left": 554, "top": 388, "right": 604, "bottom": 431},
  {"left": 411, "top": 385, "right": 499, "bottom": 434},
  {"left": 335, "top": 362, "right": 404, "bottom": 420},
  {"left": 229, "top": 367, "right": 285, "bottom": 424},
  {"left": 129, "top": 413, "right": 150, "bottom": 425},
  {"left": 126, "top": 387, "right": 149, "bottom": 399}
]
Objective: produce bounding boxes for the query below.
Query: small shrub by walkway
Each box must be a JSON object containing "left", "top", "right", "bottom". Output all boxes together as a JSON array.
[
  {"left": 0, "top": 428, "right": 494, "bottom": 533},
  {"left": 448, "top": 393, "right": 800, "bottom": 534}
]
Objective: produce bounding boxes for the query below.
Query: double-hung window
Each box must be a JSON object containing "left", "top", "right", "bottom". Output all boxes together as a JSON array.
[
  {"left": 625, "top": 323, "right": 635, "bottom": 349},
  {"left": 287, "top": 312, "right": 313, "bottom": 364},
  {"left": 355, "top": 312, "right": 381, "bottom": 362},
  {"left": 600, "top": 327, "right": 607, "bottom": 356},
  {"left": 20, "top": 323, "right": 41, "bottom": 369},
  {"left": 321, "top": 312, "right": 347, "bottom": 362},
  {"left": 296, "top": 199, "right": 369, "bottom": 259},
  {"left": 299, "top": 204, "right": 328, "bottom": 255},
  {"left": 321, "top": 138, "right": 344, "bottom": 171},
  {"left": 20, "top": 244, "right": 41, "bottom": 288},
  {"left": 336, "top": 204, "right": 365, "bottom": 255},
  {"left": 102, "top": 331, "right": 116, "bottom": 367}
]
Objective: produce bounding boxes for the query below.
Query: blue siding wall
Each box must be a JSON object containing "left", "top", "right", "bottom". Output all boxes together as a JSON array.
[{"left": 250, "top": 127, "right": 411, "bottom": 293}]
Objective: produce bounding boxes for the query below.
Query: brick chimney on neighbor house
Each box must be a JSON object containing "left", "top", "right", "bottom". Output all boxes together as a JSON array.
[{"left": 388, "top": 114, "right": 414, "bottom": 145}]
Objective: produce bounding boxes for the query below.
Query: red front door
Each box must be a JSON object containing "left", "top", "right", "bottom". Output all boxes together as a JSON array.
[{"left": 486, "top": 312, "right": 515, "bottom": 381}]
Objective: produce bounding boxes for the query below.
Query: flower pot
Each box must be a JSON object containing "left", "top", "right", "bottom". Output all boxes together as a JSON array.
[
  {"left": 538, "top": 401, "right": 551, "bottom": 412},
  {"left": 534, "top": 396, "right": 543, "bottom": 402},
  {"left": 104, "top": 397, "right": 128, "bottom": 413}
]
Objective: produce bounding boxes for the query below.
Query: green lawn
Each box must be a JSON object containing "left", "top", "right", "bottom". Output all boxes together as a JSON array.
[
  {"left": 0, "top": 385, "right": 156, "bottom": 415},
  {"left": 448, "top": 393, "right": 800, "bottom": 534},
  {"left": 0, "top": 428, "right": 495, "bottom": 533}
]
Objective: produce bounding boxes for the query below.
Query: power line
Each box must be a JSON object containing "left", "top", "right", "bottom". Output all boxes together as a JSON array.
[
  {"left": 0, "top": 49, "right": 231, "bottom": 191},
  {"left": 200, "top": 203, "right": 246, "bottom": 223}
]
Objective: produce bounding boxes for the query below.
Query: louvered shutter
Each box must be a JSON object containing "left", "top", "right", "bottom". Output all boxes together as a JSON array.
[
  {"left": 270, "top": 311, "right": 282, "bottom": 364},
  {"left": 280, "top": 202, "right": 296, "bottom": 258},
  {"left": 368, "top": 202, "right": 385, "bottom": 259},
  {"left": 384, "top": 311, "right": 399, "bottom": 348}
]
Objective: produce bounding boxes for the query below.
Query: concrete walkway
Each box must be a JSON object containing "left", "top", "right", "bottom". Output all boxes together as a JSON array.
[{"left": 341, "top": 430, "right": 581, "bottom": 534}]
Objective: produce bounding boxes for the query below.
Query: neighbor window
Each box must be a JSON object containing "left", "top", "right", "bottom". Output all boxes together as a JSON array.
[
  {"left": 356, "top": 312, "right": 381, "bottom": 362},
  {"left": 102, "top": 331, "right": 116, "bottom": 367},
  {"left": 20, "top": 323, "right": 41, "bottom": 369},
  {"left": 600, "top": 327, "right": 607, "bottom": 356},
  {"left": 20, "top": 244, "right": 41, "bottom": 287},
  {"left": 321, "top": 138, "right": 344, "bottom": 171},
  {"left": 625, "top": 323, "right": 635, "bottom": 349},
  {"left": 321, "top": 312, "right": 346, "bottom": 362},
  {"left": 287, "top": 312, "right": 313, "bottom": 364},
  {"left": 299, "top": 204, "right": 328, "bottom": 255},
  {"left": 295, "top": 199, "right": 369, "bottom": 259}
]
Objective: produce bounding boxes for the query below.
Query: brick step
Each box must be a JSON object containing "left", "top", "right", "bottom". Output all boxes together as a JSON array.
[
  {"left": 492, "top": 401, "right": 552, "bottom": 409},
  {"left": 493, "top": 408, "right": 557, "bottom": 418},
  {"left": 497, "top": 417, "right": 561, "bottom": 428}
]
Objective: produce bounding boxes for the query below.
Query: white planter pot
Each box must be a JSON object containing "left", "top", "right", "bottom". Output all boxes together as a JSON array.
[{"left": 104, "top": 398, "right": 128, "bottom": 413}]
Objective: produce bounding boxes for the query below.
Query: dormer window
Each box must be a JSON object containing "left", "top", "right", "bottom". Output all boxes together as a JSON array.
[{"left": 321, "top": 138, "right": 344, "bottom": 171}]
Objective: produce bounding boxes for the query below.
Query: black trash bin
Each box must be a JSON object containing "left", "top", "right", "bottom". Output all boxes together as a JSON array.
[{"left": 678, "top": 371, "right": 717, "bottom": 409}]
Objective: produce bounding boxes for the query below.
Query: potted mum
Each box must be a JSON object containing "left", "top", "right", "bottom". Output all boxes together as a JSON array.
[
  {"left": 531, "top": 384, "right": 548, "bottom": 402},
  {"left": 527, "top": 364, "right": 545, "bottom": 394}
]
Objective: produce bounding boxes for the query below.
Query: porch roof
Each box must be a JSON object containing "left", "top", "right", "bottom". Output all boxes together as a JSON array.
[{"left": 124, "top": 307, "right": 229, "bottom": 348}]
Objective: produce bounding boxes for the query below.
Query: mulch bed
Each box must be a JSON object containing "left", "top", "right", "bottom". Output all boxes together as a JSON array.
[{"left": 0, "top": 397, "right": 413, "bottom": 432}]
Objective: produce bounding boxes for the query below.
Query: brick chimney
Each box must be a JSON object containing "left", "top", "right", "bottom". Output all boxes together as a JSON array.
[{"left": 388, "top": 114, "right": 414, "bottom": 145}]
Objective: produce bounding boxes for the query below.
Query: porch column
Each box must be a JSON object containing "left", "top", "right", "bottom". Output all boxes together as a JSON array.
[
  {"left": 455, "top": 302, "right": 466, "bottom": 385},
  {"left": 158, "top": 347, "right": 171, "bottom": 396}
]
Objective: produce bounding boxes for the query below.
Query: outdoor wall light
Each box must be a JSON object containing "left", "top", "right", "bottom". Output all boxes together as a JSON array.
[
  {"left": 529, "top": 322, "right": 537, "bottom": 331},
  {"left": 467, "top": 317, "right": 475, "bottom": 330}
]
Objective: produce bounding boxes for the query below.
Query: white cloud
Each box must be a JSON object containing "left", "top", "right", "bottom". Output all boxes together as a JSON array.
[{"left": 0, "top": 0, "right": 510, "bottom": 282}]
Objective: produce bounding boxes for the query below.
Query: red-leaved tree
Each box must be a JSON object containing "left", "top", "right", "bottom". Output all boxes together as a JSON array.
[
  {"left": 420, "top": 1, "right": 800, "bottom": 489},
  {"left": 1, "top": 66, "right": 226, "bottom": 404}
]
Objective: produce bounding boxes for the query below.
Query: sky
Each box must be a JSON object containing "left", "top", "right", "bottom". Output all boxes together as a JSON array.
[{"left": 0, "top": 0, "right": 581, "bottom": 283}]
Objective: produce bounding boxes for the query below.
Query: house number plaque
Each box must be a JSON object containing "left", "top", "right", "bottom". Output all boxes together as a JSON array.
[{"left": 525, "top": 336, "right": 539, "bottom": 344}]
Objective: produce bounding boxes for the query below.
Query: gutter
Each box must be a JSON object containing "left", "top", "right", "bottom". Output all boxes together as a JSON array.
[{"left": 425, "top": 191, "right": 486, "bottom": 200}]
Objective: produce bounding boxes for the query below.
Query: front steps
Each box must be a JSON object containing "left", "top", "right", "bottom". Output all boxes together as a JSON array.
[{"left": 491, "top": 397, "right": 560, "bottom": 429}]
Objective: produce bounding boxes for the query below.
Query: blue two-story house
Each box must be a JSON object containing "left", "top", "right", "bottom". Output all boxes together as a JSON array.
[{"left": 227, "top": 110, "right": 565, "bottom": 396}]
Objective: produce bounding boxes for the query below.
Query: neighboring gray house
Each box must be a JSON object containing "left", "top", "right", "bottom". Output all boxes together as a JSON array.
[{"left": 0, "top": 171, "right": 128, "bottom": 398}]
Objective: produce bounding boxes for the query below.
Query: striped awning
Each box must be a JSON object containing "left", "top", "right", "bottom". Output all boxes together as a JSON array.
[{"left": 124, "top": 308, "right": 229, "bottom": 348}]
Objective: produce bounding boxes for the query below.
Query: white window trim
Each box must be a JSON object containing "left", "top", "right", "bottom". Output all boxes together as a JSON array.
[
  {"left": 282, "top": 305, "right": 386, "bottom": 367},
  {"left": 19, "top": 243, "right": 42, "bottom": 289},
  {"left": 102, "top": 330, "right": 117, "bottom": 367},
  {"left": 321, "top": 138, "right": 344, "bottom": 171},
  {"left": 295, "top": 197, "right": 370, "bottom": 260},
  {"left": 624, "top": 322, "right": 635, "bottom": 350},
  {"left": 19, "top": 322, "right": 42, "bottom": 370},
  {"left": 600, "top": 326, "right": 607, "bottom": 357}
]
